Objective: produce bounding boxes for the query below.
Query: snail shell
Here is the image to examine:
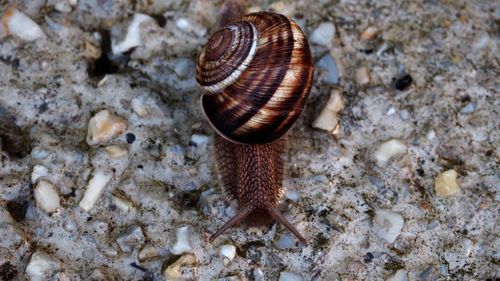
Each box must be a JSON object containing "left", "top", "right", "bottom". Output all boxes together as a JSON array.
[{"left": 195, "top": 12, "right": 314, "bottom": 144}]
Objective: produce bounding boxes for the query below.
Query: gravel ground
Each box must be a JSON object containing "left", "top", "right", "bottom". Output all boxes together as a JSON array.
[{"left": 0, "top": 0, "right": 498, "bottom": 280}]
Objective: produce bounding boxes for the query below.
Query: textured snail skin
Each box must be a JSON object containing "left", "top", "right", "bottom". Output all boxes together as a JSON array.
[
  {"left": 196, "top": 12, "right": 314, "bottom": 144},
  {"left": 196, "top": 12, "right": 312, "bottom": 244}
]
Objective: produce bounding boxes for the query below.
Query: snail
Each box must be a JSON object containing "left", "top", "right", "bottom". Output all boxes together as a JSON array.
[{"left": 195, "top": 12, "right": 314, "bottom": 244}]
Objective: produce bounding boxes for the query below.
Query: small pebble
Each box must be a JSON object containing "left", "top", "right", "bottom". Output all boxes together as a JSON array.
[
  {"left": 373, "top": 139, "right": 407, "bottom": 167},
  {"left": 85, "top": 41, "right": 102, "bottom": 59},
  {"left": 87, "top": 269, "right": 111, "bottom": 280},
  {"left": 104, "top": 145, "right": 128, "bottom": 158},
  {"left": 279, "top": 271, "right": 304, "bottom": 281},
  {"left": 174, "top": 58, "right": 195, "bottom": 79},
  {"left": 309, "top": 22, "right": 335, "bottom": 47},
  {"left": 355, "top": 67, "right": 371, "bottom": 87},
  {"left": 176, "top": 17, "right": 207, "bottom": 37},
  {"left": 219, "top": 244, "right": 237, "bottom": 262},
  {"left": 86, "top": 110, "right": 127, "bottom": 146},
  {"left": 426, "top": 130, "right": 436, "bottom": 140},
  {"left": 34, "top": 180, "right": 60, "bottom": 213},
  {"left": 276, "top": 233, "right": 296, "bottom": 249},
  {"left": 54, "top": 1, "right": 72, "bottom": 13},
  {"left": 373, "top": 209, "right": 404, "bottom": 243},
  {"left": 139, "top": 244, "right": 163, "bottom": 262},
  {"left": 101, "top": 244, "right": 119, "bottom": 257},
  {"left": 79, "top": 171, "right": 112, "bottom": 212},
  {"left": 1, "top": 7, "right": 46, "bottom": 41},
  {"left": 126, "top": 133, "right": 136, "bottom": 144},
  {"left": 317, "top": 54, "right": 339, "bottom": 85},
  {"left": 399, "top": 110, "right": 410, "bottom": 120},
  {"left": 31, "top": 148, "right": 50, "bottom": 159},
  {"left": 111, "top": 13, "right": 153, "bottom": 55},
  {"left": 131, "top": 97, "right": 149, "bottom": 117},
  {"left": 387, "top": 269, "right": 407, "bottom": 281},
  {"left": 253, "top": 268, "right": 265, "bottom": 281},
  {"left": 394, "top": 74, "right": 413, "bottom": 91},
  {"left": 386, "top": 107, "right": 396, "bottom": 116},
  {"left": 163, "top": 254, "right": 197, "bottom": 281},
  {"left": 116, "top": 225, "right": 145, "bottom": 253},
  {"left": 31, "top": 164, "right": 48, "bottom": 184},
  {"left": 460, "top": 102, "right": 476, "bottom": 114},
  {"left": 312, "top": 89, "right": 344, "bottom": 132},
  {"left": 190, "top": 134, "right": 210, "bottom": 146},
  {"left": 170, "top": 226, "right": 192, "bottom": 255},
  {"left": 111, "top": 195, "right": 134, "bottom": 212},
  {"left": 25, "top": 250, "right": 61, "bottom": 281},
  {"left": 434, "top": 169, "right": 459, "bottom": 197},
  {"left": 284, "top": 189, "right": 300, "bottom": 202},
  {"left": 360, "top": 26, "right": 378, "bottom": 41}
]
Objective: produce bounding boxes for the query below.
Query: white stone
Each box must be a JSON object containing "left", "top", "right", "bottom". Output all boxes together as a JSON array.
[
  {"left": 31, "top": 164, "right": 49, "bottom": 184},
  {"left": 174, "top": 58, "right": 194, "bottom": 79},
  {"left": 309, "top": 22, "right": 335, "bottom": 47},
  {"left": 219, "top": 244, "right": 236, "bottom": 261},
  {"left": 176, "top": 17, "right": 206, "bottom": 37},
  {"left": 111, "top": 195, "right": 134, "bottom": 212},
  {"left": 190, "top": 134, "right": 210, "bottom": 146},
  {"left": 373, "top": 209, "right": 404, "bottom": 243},
  {"left": 435, "top": 169, "right": 459, "bottom": 197},
  {"left": 86, "top": 110, "right": 127, "bottom": 146},
  {"left": 112, "top": 13, "right": 153, "bottom": 55},
  {"left": 26, "top": 250, "right": 61, "bottom": 281},
  {"left": 386, "top": 269, "right": 407, "bottom": 281},
  {"left": 104, "top": 145, "right": 128, "bottom": 158},
  {"left": 316, "top": 54, "right": 339, "bottom": 85},
  {"left": 31, "top": 148, "right": 50, "bottom": 159},
  {"left": 131, "top": 97, "right": 149, "bottom": 117},
  {"left": 460, "top": 102, "right": 476, "bottom": 114},
  {"left": 374, "top": 139, "right": 407, "bottom": 167},
  {"left": 277, "top": 233, "right": 296, "bottom": 249},
  {"left": 312, "top": 89, "right": 344, "bottom": 132},
  {"left": 170, "top": 226, "right": 192, "bottom": 255},
  {"left": 54, "top": 1, "right": 72, "bottom": 13},
  {"left": 279, "top": 271, "right": 304, "bottom": 281},
  {"left": 386, "top": 107, "right": 396, "bottom": 116},
  {"left": 284, "top": 189, "right": 300, "bottom": 202},
  {"left": 79, "top": 171, "right": 112, "bottom": 211},
  {"left": 2, "top": 7, "right": 46, "bottom": 41},
  {"left": 139, "top": 244, "right": 163, "bottom": 262},
  {"left": 34, "top": 180, "right": 60, "bottom": 213},
  {"left": 68, "top": 0, "right": 78, "bottom": 6},
  {"left": 426, "top": 130, "right": 436, "bottom": 140},
  {"left": 253, "top": 268, "right": 265, "bottom": 281}
]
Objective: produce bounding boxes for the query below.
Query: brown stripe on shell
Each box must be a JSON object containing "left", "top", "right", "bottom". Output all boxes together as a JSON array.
[
  {"left": 200, "top": 12, "right": 314, "bottom": 144},
  {"left": 244, "top": 20, "right": 314, "bottom": 137},
  {"left": 202, "top": 12, "right": 294, "bottom": 143}
]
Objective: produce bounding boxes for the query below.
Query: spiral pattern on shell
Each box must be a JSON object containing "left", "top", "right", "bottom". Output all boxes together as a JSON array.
[{"left": 196, "top": 12, "right": 314, "bottom": 144}]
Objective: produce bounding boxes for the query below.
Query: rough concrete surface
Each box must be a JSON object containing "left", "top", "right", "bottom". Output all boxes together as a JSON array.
[{"left": 0, "top": 0, "right": 498, "bottom": 280}]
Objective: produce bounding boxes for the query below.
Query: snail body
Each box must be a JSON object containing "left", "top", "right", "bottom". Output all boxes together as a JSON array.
[{"left": 196, "top": 12, "right": 314, "bottom": 244}]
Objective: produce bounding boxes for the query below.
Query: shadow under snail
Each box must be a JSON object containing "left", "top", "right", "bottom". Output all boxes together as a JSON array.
[{"left": 195, "top": 11, "right": 314, "bottom": 245}]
